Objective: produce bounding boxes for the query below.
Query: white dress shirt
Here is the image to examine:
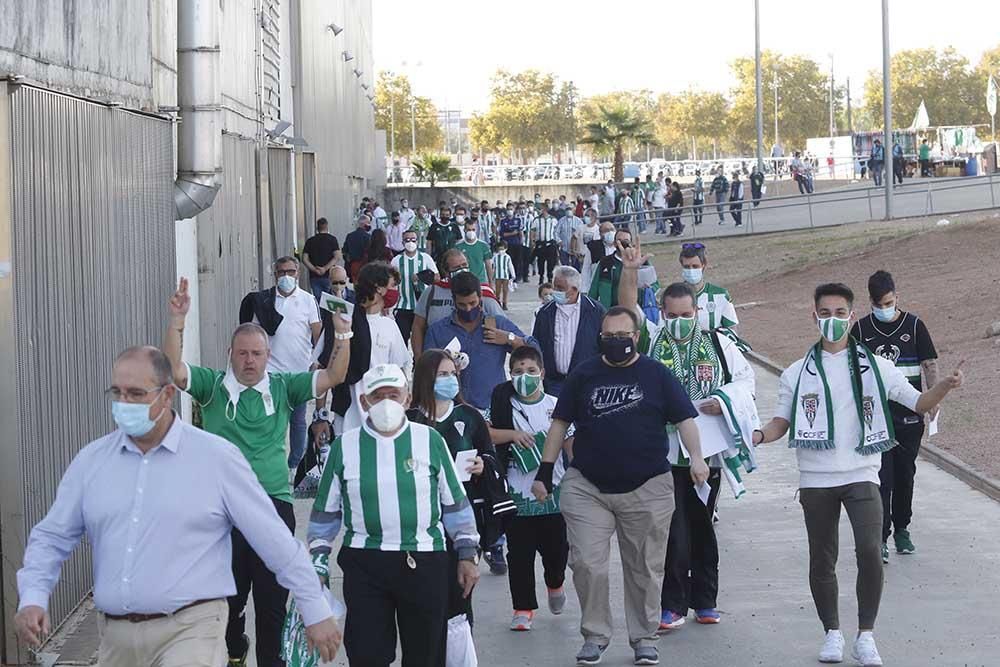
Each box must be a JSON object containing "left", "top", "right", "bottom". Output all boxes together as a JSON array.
[
  {"left": 263, "top": 287, "right": 320, "bottom": 373},
  {"left": 17, "top": 417, "right": 332, "bottom": 624},
  {"left": 554, "top": 300, "right": 581, "bottom": 375}
]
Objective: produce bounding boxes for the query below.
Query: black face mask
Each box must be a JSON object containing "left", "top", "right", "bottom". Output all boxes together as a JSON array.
[{"left": 600, "top": 336, "right": 636, "bottom": 364}]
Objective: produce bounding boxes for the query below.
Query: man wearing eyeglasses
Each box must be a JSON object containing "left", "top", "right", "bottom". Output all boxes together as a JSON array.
[
  {"left": 531, "top": 306, "right": 707, "bottom": 666},
  {"left": 165, "top": 278, "right": 351, "bottom": 667},
  {"left": 15, "top": 346, "right": 342, "bottom": 666}
]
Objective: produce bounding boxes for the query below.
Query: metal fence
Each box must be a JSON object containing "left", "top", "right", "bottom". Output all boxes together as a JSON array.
[{"left": 0, "top": 82, "right": 174, "bottom": 663}]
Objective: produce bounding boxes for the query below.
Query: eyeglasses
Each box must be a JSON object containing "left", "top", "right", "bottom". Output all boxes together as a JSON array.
[
  {"left": 275, "top": 269, "right": 297, "bottom": 277},
  {"left": 331, "top": 281, "right": 347, "bottom": 286},
  {"left": 104, "top": 386, "right": 166, "bottom": 402},
  {"left": 682, "top": 242, "right": 705, "bottom": 251},
  {"left": 600, "top": 332, "right": 636, "bottom": 341}
]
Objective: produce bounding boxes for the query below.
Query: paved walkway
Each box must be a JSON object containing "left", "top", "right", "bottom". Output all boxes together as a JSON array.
[{"left": 133, "top": 272, "right": 995, "bottom": 667}]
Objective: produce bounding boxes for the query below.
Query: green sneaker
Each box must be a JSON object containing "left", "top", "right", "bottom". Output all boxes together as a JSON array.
[
  {"left": 881, "top": 542, "right": 890, "bottom": 564},
  {"left": 894, "top": 529, "right": 915, "bottom": 554}
]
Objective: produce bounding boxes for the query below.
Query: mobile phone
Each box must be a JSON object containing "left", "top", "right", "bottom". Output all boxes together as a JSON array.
[{"left": 484, "top": 316, "right": 497, "bottom": 331}]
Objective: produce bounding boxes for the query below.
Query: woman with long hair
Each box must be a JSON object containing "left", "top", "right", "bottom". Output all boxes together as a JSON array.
[{"left": 365, "top": 228, "right": 393, "bottom": 264}]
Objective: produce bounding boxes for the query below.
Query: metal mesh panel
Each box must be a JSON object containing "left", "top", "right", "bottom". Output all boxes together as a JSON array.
[
  {"left": 8, "top": 85, "right": 173, "bottom": 632},
  {"left": 196, "top": 134, "right": 260, "bottom": 370},
  {"left": 261, "top": 0, "right": 282, "bottom": 123}
]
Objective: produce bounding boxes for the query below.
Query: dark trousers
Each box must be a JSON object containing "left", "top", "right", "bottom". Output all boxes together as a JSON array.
[
  {"left": 506, "top": 513, "right": 569, "bottom": 611},
  {"left": 447, "top": 539, "right": 474, "bottom": 624},
  {"left": 536, "top": 243, "right": 558, "bottom": 284},
  {"left": 338, "top": 547, "right": 449, "bottom": 667},
  {"left": 751, "top": 185, "right": 762, "bottom": 207},
  {"left": 692, "top": 199, "right": 704, "bottom": 224},
  {"left": 226, "top": 497, "right": 296, "bottom": 666},
  {"left": 919, "top": 159, "right": 931, "bottom": 177},
  {"left": 661, "top": 467, "right": 722, "bottom": 614},
  {"left": 729, "top": 200, "right": 743, "bottom": 225},
  {"left": 880, "top": 421, "right": 924, "bottom": 541},
  {"left": 871, "top": 160, "right": 884, "bottom": 186},
  {"left": 395, "top": 309, "right": 415, "bottom": 346},
  {"left": 507, "top": 244, "right": 527, "bottom": 282},
  {"left": 893, "top": 162, "right": 904, "bottom": 185},
  {"left": 309, "top": 275, "right": 331, "bottom": 302},
  {"left": 799, "top": 482, "right": 884, "bottom": 631}
]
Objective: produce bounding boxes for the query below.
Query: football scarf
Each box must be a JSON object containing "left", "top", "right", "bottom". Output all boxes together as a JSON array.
[{"left": 650, "top": 325, "right": 723, "bottom": 400}]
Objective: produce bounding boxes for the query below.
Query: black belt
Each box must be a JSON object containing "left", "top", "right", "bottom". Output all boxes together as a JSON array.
[{"left": 103, "top": 598, "right": 221, "bottom": 623}]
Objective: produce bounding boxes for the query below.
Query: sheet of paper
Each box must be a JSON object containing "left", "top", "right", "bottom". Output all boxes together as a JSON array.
[
  {"left": 455, "top": 450, "right": 478, "bottom": 482},
  {"left": 695, "top": 481, "right": 711, "bottom": 506},
  {"left": 445, "top": 337, "right": 462, "bottom": 355},
  {"left": 928, "top": 412, "right": 939, "bottom": 436},
  {"left": 678, "top": 403, "right": 733, "bottom": 461},
  {"left": 320, "top": 292, "right": 354, "bottom": 318},
  {"left": 637, "top": 265, "right": 658, "bottom": 289}
]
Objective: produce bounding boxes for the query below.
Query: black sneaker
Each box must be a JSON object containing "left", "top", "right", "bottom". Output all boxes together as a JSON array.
[
  {"left": 484, "top": 545, "right": 508, "bottom": 575},
  {"left": 228, "top": 634, "right": 249, "bottom": 666}
]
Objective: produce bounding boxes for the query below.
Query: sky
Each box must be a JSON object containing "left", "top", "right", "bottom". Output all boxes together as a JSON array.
[{"left": 373, "top": 0, "right": 1000, "bottom": 115}]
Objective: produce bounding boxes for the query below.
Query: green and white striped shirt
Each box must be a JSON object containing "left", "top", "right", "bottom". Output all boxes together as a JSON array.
[
  {"left": 477, "top": 211, "right": 496, "bottom": 240},
  {"left": 697, "top": 282, "right": 739, "bottom": 331},
  {"left": 391, "top": 250, "right": 435, "bottom": 311},
  {"left": 493, "top": 251, "right": 515, "bottom": 280},
  {"left": 531, "top": 215, "right": 558, "bottom": 243},
  {"left": 312, "top": 421, "right": 472, "bottom": 552}
]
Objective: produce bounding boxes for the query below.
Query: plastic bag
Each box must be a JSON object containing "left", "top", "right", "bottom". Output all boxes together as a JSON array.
[
  {"left": 281, "top": 555, "right": 346, "bottom": 667},
  {"left": 446, "top": 614, "right": 478, "bottom": 667}
]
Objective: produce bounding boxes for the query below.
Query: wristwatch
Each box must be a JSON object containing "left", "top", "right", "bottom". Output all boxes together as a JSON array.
[
  {"left": 507, "top": 332, "right": 516, "bottom": 344},
  {"left": 334, "top": 331, "right": 354, "bottom": 341}
]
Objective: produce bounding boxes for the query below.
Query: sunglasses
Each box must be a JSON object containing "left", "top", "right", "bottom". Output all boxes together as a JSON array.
[
  {"left": 331, "top": 281, "right": 347, "bottom": 286},
  {"left": 682, "top": 242, "right": 705, "bottom": 250}
]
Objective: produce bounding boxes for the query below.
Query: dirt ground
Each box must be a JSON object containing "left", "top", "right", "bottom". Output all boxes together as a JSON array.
[{"left": 644, "top": 212, "right": 1000, "bottom": 481}]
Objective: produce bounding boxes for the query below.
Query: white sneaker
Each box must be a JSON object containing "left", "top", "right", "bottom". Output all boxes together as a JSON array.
[
  {"left": 819, "top": 629, "right": 845, "bottom": 663},
  {"left": 852, "top": 631, "right": 883, "bottom": 666}
]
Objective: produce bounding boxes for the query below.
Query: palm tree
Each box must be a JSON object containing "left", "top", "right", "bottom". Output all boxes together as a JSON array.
[
  {"left": 579, "top": 105, "right": 654, "bottom": 182},
  {"left": 411, "top": 153, "right": 461, "bottom": 187}
]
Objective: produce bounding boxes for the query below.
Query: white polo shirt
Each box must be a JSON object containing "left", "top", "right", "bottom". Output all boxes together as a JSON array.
[{"left": 264, "top": 287, "right": 320, "bottom": 373}]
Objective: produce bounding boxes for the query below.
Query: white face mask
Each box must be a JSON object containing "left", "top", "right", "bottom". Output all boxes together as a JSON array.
[
  {"left": 602, "top": 231, "right": 616, "bottom": 245},
  {"left": 464, "top": 230, "right": 477, "bottom": 242},
  {"left": 455, "top": 215, "right": 466, "bottom": 223},
  {"left": 368, "top": 398, "right": 406, "bottom": 432},
  {"left": 404, "top": 241, "right": 418, "bottom": 253}
]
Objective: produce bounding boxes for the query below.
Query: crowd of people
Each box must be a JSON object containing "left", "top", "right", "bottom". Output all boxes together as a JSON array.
[{"left": 12, "top": 189, "right": 966, "bottom": 667}]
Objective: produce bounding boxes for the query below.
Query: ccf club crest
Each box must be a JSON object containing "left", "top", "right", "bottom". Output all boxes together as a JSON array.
[
  {"left": 862, "top": 395, "right": 875, "bottom": 430},
  {"left": 801, "top": 393, "right": 819, "bottom": 428},
  {"left": 696, "top": 363, "right": 715, "bottom": 395}
]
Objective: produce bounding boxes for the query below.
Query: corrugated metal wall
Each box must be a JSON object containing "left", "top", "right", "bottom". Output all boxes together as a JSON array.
[
  {"left": 4, "top": 84, "right": 173, "bottom": 640},
  {"left": 301, "top": 152, "right": 316, "bottom": 238},
  {"left": 261, "top": 0, "right": 282, "bottom": 124},
  {"left": 196, "top": 133, "right": 261, "bottom": 370},
  {"left": 268, "top": 146, "right": 293, "bottom": 259}
]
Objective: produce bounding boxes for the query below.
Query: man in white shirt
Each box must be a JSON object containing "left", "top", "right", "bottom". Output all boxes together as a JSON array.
[
  {"left": 556, "top": 209, "right": 582, "bottom": 270},
  {"left": 250, "top": 256, "right": 321, "bottom": 470},
  {"left": 385, "top": 211, "right": 407, "bottom": 255},
  {"left": 398, "top": 197, "right": 415, "bottom": 228},
  {"left": 371, "top": 200, "right": 389, "bottom": 230},
  {"left": 753, "top": 282, "right": 964, "bottom": 667}
]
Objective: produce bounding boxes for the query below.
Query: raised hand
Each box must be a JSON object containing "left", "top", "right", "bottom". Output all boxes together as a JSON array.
[
  {"left": 945, "top": 359, "right": 965, "bottom": 390},
  {"left": 618, "top": 243, "right": 652, "bottom": 271},
  {"left": 169, "top": 277, "right": 191, "bottom": 319}
]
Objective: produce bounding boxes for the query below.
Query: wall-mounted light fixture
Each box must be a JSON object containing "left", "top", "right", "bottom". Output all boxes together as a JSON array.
[
  {"left": 326, "top": 23, "right": 343, "bottom": 36},
  {"left": 342, "top": 51, "right": 354, "bottom": 62}
]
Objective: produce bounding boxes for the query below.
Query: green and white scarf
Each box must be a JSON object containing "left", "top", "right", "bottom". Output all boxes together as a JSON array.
[
  {"left": 650, "top": 325, "right": 723, "bottom": 401},
  {"left": 789, "top": 339, "right": 896, "bottom": 455}
]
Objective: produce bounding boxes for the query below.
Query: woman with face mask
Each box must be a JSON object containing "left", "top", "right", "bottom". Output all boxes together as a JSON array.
[{"left": 406, "top": 350, "right": 494, "bottom": 632}]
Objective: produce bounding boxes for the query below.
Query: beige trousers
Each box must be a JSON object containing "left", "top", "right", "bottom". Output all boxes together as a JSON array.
[
  {"left": 559, "top": 468, "right": 674, "bottom": 648},
  {"left": 97, "top": 599, "right": 227, "bottom": 667}
]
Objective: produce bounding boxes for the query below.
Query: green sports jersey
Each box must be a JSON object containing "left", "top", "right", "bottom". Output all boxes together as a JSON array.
[
  {"left": 493, "top": 251, "right": 515, "bottom": 280},
  {"left": 408, "top": 403, "right": 491, "bottom": 458},
  {"left": 391, "top": 251, "right": 435, "bottom": 311},
  {"left": 409, "top": 216, "right": 431, "bottom": 251},
  {"left": 313, "top": 421, "right": 467, "bottom": 551},
  {"left": 428, "top": 222, "right": 462, "bottom": 258},
  {"left": 697, "top": 282, "right": 738, "bottom": 331},
  {"left": 456, "top": 240, "right": 492, "bottom": 283},
  {"left": 186, "top": 365, "right": 317, "bottom": 501},
  {"left": 531, "top": 215, "right": 558, "bottom": 242}
]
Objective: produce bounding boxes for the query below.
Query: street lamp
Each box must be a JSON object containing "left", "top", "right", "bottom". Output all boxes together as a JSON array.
[
  {"left": 754, "top": 0, "right": 765, "bottom": 172},
  {"left": 882, "top": 0, "right": 893, "bottom": 219}
]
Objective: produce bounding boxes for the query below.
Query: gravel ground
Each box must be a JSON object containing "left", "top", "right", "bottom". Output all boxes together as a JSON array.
[{"left": 641, "top": 214, "right": 1000, "bottom": 481}]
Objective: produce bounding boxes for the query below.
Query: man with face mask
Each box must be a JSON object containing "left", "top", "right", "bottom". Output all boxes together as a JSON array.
[
  {"left": 578, "top": 212, "right": 604, "bottom": 290},
  {"left": 753, "top": 283, "right": 963, "bottom": 666},
  {"left": 15, "top": 346, "right": 343, "bottom": 666},
  {"left": 385, "top": 210, "right": 407, "bottom": 256},
  {"left": 456, "top": 219, "right": 494, "bottom": 284},
  {"left": 530, "top": 203, "right": 559, "bottom": 285},
  {"left": 163, "top": 279, "right": 351, "bottom": 666},
  {"left": 531, "top": 306, "right": 706, "bottom": 666},
  {"left": 410, "top": 205, "right": 432, "bottom": 253},
  {"left": 499, "top": 205, "right": 526, "bottom": 283},
  {"left": 588, "top": 228, "right": 657, "bottom": 310},
  {"left": 308, "top": 363, "right": 480, "bottom": 666},
  {"left": 398, "top": 197, "right": 415, "bottom": 228},
  {"left": 850, "top": 271, "right": 938, "bottom": 564},
  {"left": 427, "top": 206, "right": 462, "bottom": 262},
  {"left": 478, "top": 199, "right": 496, "bottom": 246},
  {"left": 424, "top": 271, "right": 537, "bottom": 410},
  {"left": 531, "top": 266, "right": 605, "bottom": 396},
  {"left": 391, "top": 229, "right": 438, "bottom": 346},
  {"left": 344, "top": 215, "right": 373, "bottom": 281},
  {"left": 618, "top": 255, "right": 758, "bottom": 631},
  {"left": 678, "top": 243, "right": 738, "bottom": 332},
  {"left": 239, "top": 256, "right": 322, "bottom": 471}
]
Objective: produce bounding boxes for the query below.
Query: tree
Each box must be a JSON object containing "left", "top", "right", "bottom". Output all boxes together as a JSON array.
[
  {"left": 975, "top": 44, "right": 1000, "bottom": 130},
  {"left": 577, "top": 90, "right": 656, "bottom": 160},
  {"left": 666, "top": 91, "right": 730, "bottom": 158},
  {"left": 374, "top": 71, "right": 443, "bottom": 157},
  {"left": 729, "top": 51, "right": 831, "bottom": 153},
  {"left": 411, "top": 153, "right": 460, "bottom": 187},
  {"left": 861, "top": 48, "right": 979, "bottom": 129},
  {"left": 578, "top": 104, "right": 654, "bottom": 181}
]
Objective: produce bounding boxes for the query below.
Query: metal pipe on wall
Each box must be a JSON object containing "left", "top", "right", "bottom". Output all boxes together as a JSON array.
[{"left": 174, "top": 0, "right": 223, "bottom": 220}]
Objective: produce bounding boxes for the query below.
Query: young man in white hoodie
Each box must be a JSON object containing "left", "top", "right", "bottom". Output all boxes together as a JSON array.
[{"left": 753, "top": 283, "right": 964, "bottom": 667}]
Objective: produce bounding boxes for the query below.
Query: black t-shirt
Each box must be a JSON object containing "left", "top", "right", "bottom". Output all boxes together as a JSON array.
[
  {"left": 851, "top": 312, "right": 937, "bottom": 425},
  {"left": 552, "top": 354, "right": 698, "bottom": 494},
  {"left": 302, "top": 233, "right": 340, "bottom": 277},
  {"left": 343, "top": 229, "right": 371, "bottom": 262}
]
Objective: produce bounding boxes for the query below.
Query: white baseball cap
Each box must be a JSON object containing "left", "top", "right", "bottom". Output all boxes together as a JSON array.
[{"left": 361, "top": 364, "right": 407, "bottom": 395}]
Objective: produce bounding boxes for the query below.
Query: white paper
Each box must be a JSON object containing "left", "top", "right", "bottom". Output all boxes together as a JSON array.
[
  {"left": 695, "top": 481, "right": 711, "bottom": 506},
  {"left": 928, "top": 412, "right": 939, "bottom": 436},
  {"left": 677, "top": 403, "right": 733, "bottom": 462},
  {"left": 320, "top": 291, "right": 354, "bottom": 318},
  {"left": 455, "top": 450, "right": 478, "bottom": 482},
  {"left": 637, "top": 265, "right": 658, "bottom": 289},
  {"left": 445, "top": 337, "right": 462, "bottom": 355}
]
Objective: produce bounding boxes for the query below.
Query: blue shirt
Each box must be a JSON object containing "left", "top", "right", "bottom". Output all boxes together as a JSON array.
[
  {"left": 552, "top": 355, "right": 698, "bottom": 493},
  {"left": 424, "top": 313, "right": 538, "bottom": 410},
  {"left": 17, "top": 417, "right": 332, "bottom": 625},
  {"left": 498, "top": 217, "right": 523, "bottom": 246}
]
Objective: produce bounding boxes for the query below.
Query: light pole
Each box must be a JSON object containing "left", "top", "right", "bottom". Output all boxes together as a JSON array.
[
  {"left": 882, "top": 0, "right": 893, "bottom": 220},
  {"left": 390, "top": 102, "right": 396, "bottom": 161},
  {"left": 773, "top": 69, "right": 779, "bottom": 146},
  {"left": 846, "top": 76, "right": 853, "bottom": 134},
  {"left": 410, "top": 99, "right": 416, "bottom": 154},
  {"left": 829, "top": 54, "right": 836, "bottom": 137},
  {"left": 754, "top": 0, "right": 765, "bottom": 172}
]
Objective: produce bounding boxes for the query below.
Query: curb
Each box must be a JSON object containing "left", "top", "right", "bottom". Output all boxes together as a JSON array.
[{"left": 748, "top": 351, "right": 1000, "bottom": 503}]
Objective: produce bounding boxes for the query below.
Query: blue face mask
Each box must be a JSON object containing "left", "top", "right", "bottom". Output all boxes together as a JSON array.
[
  {"left": 457, "top": 305, "right": 481, "bottom": 322},
  {"left": 277, "top": 275, "right": 297, "bottom": 293},
  {"left": 434, "top": 375, "right": 460, "bottom": 400},
  {"left": 112, "top": 395, "right": 164, "bottom": 437},
  {"left": 551, "top": 290, "right": 568, "bottom": 305},
  {"left": 682, "top": 267, "right": 703, "bottom": 285},
  {"left": 872, "top": 305, "right": 896, "bottom": 322}
]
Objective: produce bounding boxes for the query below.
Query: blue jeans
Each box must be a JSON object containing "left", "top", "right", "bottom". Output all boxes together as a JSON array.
[
  {"left": 288, "top": 402, "right": 308, "bottom": 469},
  {"left": 309, "top": 276, "right": 331, "bottom": 301}
]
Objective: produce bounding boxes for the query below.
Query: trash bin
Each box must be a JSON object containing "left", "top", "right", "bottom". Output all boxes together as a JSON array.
[{"left": 965, "top": 156, "right": 979, "bottom": 176}]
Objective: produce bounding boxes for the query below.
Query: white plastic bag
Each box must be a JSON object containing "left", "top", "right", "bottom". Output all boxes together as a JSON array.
[{"left": 446, "top": 614, "right": 478, "bottom": 667}]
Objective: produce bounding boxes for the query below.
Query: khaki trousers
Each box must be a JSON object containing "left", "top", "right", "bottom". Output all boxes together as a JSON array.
[
  {"left": 559, "top": 468, "right": 674, "bottom": 648},
  {"left": 97, "top": 599, "right": 227, "bottom": 667}
]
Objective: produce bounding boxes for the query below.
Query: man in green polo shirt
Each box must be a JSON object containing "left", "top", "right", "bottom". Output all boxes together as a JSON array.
[{"left": 163, "top": 277, "right": 351, "bottom": 667}]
